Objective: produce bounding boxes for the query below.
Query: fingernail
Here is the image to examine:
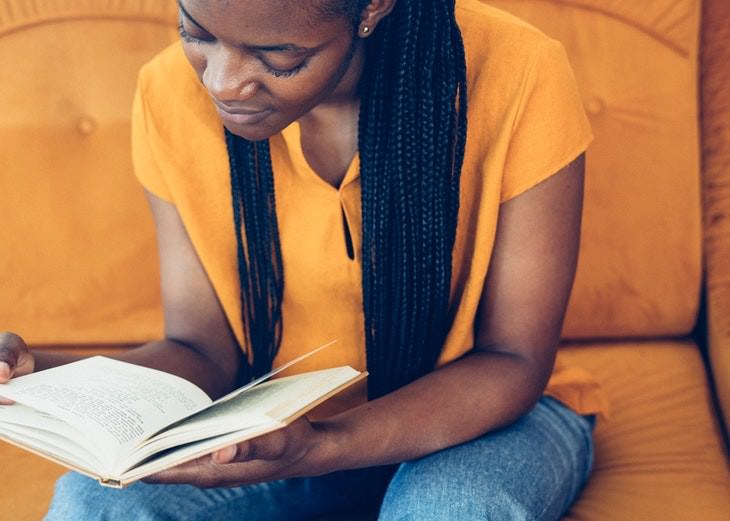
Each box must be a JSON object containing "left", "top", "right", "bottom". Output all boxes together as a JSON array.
[
  {"left": 212, "top": 446, "right": 237, "bottom": 464},
  {"left": 0, "top": 362, "right": 10, "bottom": 379}
]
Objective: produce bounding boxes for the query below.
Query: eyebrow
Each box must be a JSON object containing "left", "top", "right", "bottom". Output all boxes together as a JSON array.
[{"left": 177, "top": 1, "right": 313, "bottom": 53}]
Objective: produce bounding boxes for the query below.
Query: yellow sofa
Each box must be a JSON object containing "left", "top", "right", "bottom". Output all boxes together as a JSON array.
[{"left": 1, "top": 0, "right": 729, "bottom": 520}]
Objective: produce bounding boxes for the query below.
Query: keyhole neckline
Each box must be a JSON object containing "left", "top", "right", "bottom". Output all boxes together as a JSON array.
[{"left": 280, "top": 120, "right": 361, "bottom": 194}]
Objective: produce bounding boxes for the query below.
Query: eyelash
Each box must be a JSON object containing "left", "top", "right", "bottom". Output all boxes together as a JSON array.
[
  {"left": 177, "top": 23, "right": 309, "bottom": 79},
  {"left": 265, "top": 60, "right": 309, "bottom": 78},
  {"left": 177, "top": 24, "right": 204, "bottom": 45}
]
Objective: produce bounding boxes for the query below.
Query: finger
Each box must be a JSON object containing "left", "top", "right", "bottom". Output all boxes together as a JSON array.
[
  {"left": 211, "top": 444, "right": 240, "bottom": 464},
  {"left": 222, "top": 428, "right": 297, "bottom": 464},
  {"left": 0, "top": 358, "right": 13, "bottom": 399},
  {"left": 212, "top": 438, "right": 279, "bottom": 464},
  {"left": 12, "top": 351, "right": 35, "bottom": 378},
  {"left": 147, "top": 458, "right": 295, "bottom": 488},
  {"left": 0, "top": 334, "right": 34, "bottom": 382},
  {"left": 0, "top": 362, "right": 12, "bottom": 383},
  {"left": 0, "top": 333, "right": 29, "bottom": 382},
  {"left": 143, "top": 456, "right": 217, "bottom": 485},
  {"left": 0, "top": 348, "right": 19, "bottom": 379}
]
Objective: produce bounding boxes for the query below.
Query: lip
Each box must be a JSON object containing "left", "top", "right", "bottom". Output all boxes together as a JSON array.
[{"left": 214, "top": 104, "right": 273, "bottom": 126}]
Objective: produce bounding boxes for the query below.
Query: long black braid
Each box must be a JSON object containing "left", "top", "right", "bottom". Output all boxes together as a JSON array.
[{"left": 226, "top": 0, "right": 468, "bottom": 399}]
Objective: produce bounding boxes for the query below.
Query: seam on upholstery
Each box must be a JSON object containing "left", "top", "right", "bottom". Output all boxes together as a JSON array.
[
  {"left": 0, "top": 14, "right": 176, "bottom": 38},
  {"left": 0, "top": 0, "right": 177, "bottom": 37},
  {"left": 494, "top": 0, "right": 696, "bottom": 57}
]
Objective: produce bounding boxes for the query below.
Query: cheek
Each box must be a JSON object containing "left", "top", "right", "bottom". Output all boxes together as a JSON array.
[
  {"left": 267, "top": 80, "right": 328, "bottom": 112},
  {"left": 267, "top": 57, "right": 353, "bottom": 114}
]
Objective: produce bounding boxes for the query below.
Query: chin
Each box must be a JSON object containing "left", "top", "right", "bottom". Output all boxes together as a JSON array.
[{"left": 223, "top": 123, "right": 276, "bottom": 143}]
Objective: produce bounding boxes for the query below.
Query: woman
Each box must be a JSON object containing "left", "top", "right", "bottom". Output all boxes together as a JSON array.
[{"left": 0, "top": 0, "right": 603, "bottom": 519}]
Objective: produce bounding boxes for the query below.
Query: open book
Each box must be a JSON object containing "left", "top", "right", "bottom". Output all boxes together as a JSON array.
[{"left": 0, "top": 343, "right": 363, "bottom": 488}]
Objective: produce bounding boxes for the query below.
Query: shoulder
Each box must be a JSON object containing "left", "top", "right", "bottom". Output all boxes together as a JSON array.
[
  {"left": 138, "top": 42, "right": 200, "bottom": 100},
  {"left": 136, "top": 42, "right": 219, "bottom": 132},
  {"left": 455, "top": 1, "right": 585, "bottom": 146},
  {"left": 456, "top": 0, "right": 571, "bottom": 99},
  {"left": 134, "top": 42, "right": 222, "bottom": 158},
  {"left": 456, "top": 0, "right": 560, "bottom": 58},
  {"left": 453, "top": 2, "right": 592, "bottom": 202}
]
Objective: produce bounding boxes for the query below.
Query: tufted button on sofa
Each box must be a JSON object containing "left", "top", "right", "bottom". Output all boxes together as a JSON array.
[{"left": 1, "top": 0, "right": 729, "bottom": 520}]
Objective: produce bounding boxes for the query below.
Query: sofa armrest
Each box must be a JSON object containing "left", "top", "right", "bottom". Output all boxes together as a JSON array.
[{"left": 701, "top": 0, "right": 730, "bottom": 438}]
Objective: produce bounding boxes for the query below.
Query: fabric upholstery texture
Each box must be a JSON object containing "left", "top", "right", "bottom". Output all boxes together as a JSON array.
[
  {"left": 0, "top": 0, "right": 177, "bottom": 344},
  {"left": 488, "top": 0, "right": 703, "bottom": 340},
  {"left": 1, "top": 0, "right": 729, "bottom": 520},
  {"left": 0, "top": 0, "right": 707, "bottom": 345},
  {"left": 558, "top": 342, "right": 730, "bottom": 520},
  {"left": 3, "top": 342, "right": 728, "bottom": 520}
]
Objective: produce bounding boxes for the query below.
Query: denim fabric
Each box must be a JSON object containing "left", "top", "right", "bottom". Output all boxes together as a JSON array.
[{"left": 45, "top": 397, "right": 593, "bottom": 521}]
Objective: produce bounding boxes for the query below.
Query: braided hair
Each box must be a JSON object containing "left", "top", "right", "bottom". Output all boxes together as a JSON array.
[{"left": 226, "top": 0, "right": 468, "bottom": 399}]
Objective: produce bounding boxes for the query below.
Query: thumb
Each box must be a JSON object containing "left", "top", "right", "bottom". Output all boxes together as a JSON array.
[
  {"left": 0, "top": 332, "right": 32, "bottom": 383},
  {"left": 212, "top": 444, "right": 239, "bottom": 464},
  {"left": 0, "top": 362, "right": 15, "bottom": 404},
  {"left": 0, "top": 357, "right": 17, "bottom": 385}
]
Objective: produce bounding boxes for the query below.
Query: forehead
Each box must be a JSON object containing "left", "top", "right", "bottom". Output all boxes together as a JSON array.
[{"left": 180, "top": 0, "right": 346, "bottom": 35}]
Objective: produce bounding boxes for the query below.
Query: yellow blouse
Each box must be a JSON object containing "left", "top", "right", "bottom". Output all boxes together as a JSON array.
[{"left": 132, "top": 0, "right": 606, "bottom": 418}]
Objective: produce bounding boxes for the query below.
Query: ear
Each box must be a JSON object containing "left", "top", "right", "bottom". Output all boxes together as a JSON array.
[{"left": 357, "top": 0, "right": 397, "bottom": 38}]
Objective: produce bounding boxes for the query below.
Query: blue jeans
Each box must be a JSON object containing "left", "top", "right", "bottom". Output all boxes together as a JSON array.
[{"left": 45, "top": 397, "right": 594, "bottom": 521}]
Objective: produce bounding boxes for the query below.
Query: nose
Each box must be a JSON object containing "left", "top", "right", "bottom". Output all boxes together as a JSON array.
[{"left": 202, "top": 46, "right": 259, "bottom": 103}]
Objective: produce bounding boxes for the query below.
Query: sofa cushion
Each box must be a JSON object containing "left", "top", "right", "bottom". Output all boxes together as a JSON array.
[
  {"left": 0, "top": 0, "right": 176, "bottom": 345},
  {"left": 3, "top": 341, "right": 728, "bottom": 520},
  {"left": 487, "top": 0, "right": 703, "bottom": 339},
  {"left": 558, "top": 341, "right": 730, "bottom": 520}
]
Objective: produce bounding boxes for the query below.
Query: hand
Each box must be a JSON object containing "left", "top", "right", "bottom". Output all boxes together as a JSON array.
[
  {"left": 0, "top": 332, "right": 35, "bottom": 404},
  {"left": 145, "top": 417, "right": 333, "bottom": 488}
]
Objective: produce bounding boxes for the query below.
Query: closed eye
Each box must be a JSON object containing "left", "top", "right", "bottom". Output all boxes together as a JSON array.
[
  {"left": 178, "top": 23, "right": 212, "bottom": 44},
  {"left": 261, "top": 58, "right": 310, "bottom": 78}
]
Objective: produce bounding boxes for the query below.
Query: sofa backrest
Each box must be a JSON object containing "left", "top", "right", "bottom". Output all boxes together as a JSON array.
[
  {"left": 0, "top": 0, "right": 177, "bottom": 344},
  {"left": 487, "top": 0, "right": 703, "bottom": 340},
  {"left": 1, "top": 0, "right": 703, "bottom": 345}
]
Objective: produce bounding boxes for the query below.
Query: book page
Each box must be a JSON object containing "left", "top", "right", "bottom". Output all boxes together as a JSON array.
[
  {"left": 0, "top": 357, "right": 211, "bottom": 465},
  {"left": 137, "top": 340, "right": 342, "bottom": 447},
  {"left": 151, "top": 367, "right": 360, "bottom": 443},
  {"left": 120, "top": 368, "right": 364, "bottom": 484},
  {"left": 124, "top": 367, "right": 362, "bottom": 473},
  {"left": 0, "top": 403, "right": 107, "bottom": 472},
  {"left": 210, "top": 340, "right": 338, "bottom": 406},
  {"left": 121, "top": 422, "right": 283, "bottom": 486}
]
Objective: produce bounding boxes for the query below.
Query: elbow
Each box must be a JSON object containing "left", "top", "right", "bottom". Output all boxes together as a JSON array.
[{"left": 471, "top": 344, "right": 557, "bottom": 418}]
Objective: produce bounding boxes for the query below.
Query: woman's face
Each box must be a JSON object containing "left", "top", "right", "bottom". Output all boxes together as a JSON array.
[{"left": 178, "top": 0, "right": 363, "bottom": 142}]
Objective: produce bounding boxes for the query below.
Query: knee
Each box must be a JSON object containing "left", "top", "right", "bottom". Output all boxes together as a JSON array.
[
  {"left": 46, "top": 473, "right": 158, "bottom": 521},
  {"left": 46, "top": 473, "right": 104, "bottom": 520},
  {"left": 378, "top": 458, "right": 536, "bottom": 521}
]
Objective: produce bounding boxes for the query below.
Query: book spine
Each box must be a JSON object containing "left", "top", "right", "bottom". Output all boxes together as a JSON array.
[{"left": 99, "top": 477, "right": 124, "bottom": 489}]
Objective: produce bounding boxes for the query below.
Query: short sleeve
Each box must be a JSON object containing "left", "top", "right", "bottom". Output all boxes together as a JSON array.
[
  {"left": 131, "top": 73, "right": 174, "bottom": 203},
  {"left": 500, "top": 38, "right": 593, "bottom": 202}
]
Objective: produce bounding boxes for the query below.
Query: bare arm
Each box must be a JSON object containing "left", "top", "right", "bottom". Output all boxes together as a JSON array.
[
  {"left": 320, "top": 156, "right": 585, "bottom": 465},
  {"left": 2, "top": 191, "right": 244, "bottom": 399},
  {"left": 150, "top": 155, "right": 585, "bottom": 486}
]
